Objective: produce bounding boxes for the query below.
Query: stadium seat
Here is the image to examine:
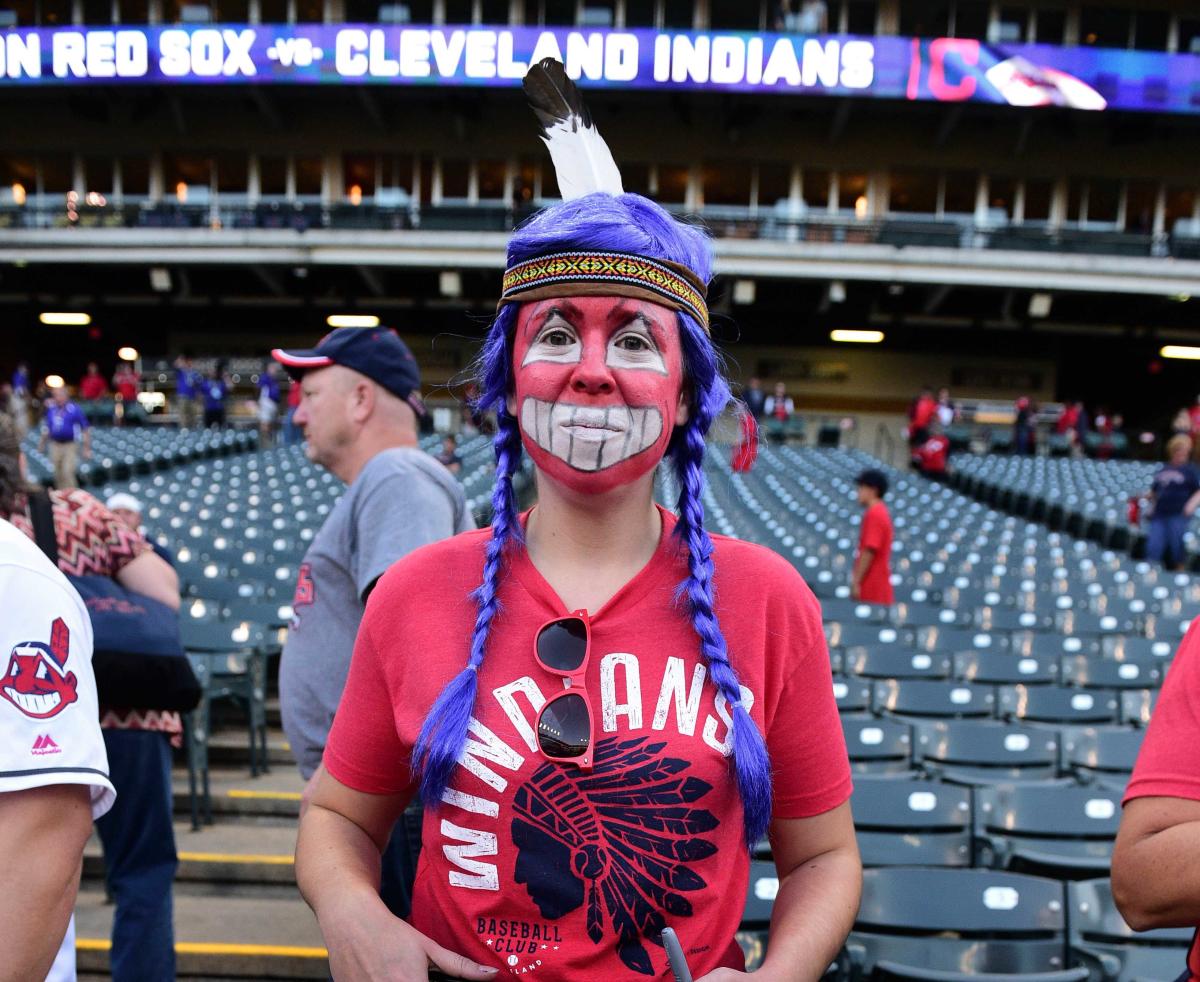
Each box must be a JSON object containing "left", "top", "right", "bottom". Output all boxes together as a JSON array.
[
  {"left": 842, "top": 716, "right": 913, "bottom": 774},
  {"left": 851, "top": 777, "right": 973, "bottom": 867},
  {"left": 997, "top": 684, "right": 1121, "bottom": 726},
  {"left": 915, "top": 720, "right": 1061, "bottom": 784},
  {"left": 845, "top": 648, "right": 953, "bottom": 681},
  {"left": 832, "top": 677, "right": 873, "bottom": 714},
  {"left": 874, "top": 679, "right": 996, "bottom": 719},
  {"left": 1062, "top": 728, "right": 1144, "bottom": 788},
  {"left": 954, "top": 651, "right": 1060, "bottom": 685},
  {"left": 1069, "top": 879, "right": 1194, "bottom": 982},
  {"left": 1059, "top": 657, "right": 1162, "bottom": 690},
  {"left": 974, "top": 784, "right": 1121, "bottom": 877},
  {"left": 847, "top": 867, "right": 1087, "bottom": 981}
]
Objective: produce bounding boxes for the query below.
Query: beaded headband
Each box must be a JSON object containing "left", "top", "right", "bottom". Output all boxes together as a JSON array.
[{"left": 497, "top": 250, "right": 710, "bottom": 333}]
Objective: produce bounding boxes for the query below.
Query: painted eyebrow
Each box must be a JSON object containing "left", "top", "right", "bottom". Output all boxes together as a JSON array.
[{"left": 609, "top": 306, "right": 668, "bottom": 345}]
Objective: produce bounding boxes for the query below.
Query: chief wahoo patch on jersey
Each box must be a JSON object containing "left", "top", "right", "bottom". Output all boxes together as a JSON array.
[{"left": 0, "top": 617, "right": 79, "bottom": 719}]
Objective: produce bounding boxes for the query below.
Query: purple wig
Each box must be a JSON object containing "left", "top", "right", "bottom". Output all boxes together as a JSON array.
[{"left": 412, "top": 192, "right": 773, "bottom": 848}]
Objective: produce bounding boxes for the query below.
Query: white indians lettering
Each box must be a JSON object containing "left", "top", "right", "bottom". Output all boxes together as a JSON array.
[{"left": 439, "top": 651, "right": 757, "bottom": 892}]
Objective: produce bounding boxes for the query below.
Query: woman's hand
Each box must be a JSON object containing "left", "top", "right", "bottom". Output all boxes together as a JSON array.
[{"left": 321, "top": 894, "right": 498, "bottom": 981}]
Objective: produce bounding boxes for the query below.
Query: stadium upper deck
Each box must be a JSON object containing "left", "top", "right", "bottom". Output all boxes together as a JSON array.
[{"left": 2, "top": 0, "right": 1200, "bottom": 420}]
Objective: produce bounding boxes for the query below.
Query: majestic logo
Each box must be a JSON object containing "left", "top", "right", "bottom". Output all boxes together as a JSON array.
[
  {"left": 511, "top": 736, "right": 717, "bottom": 976},
  {"left": 31, "top": 734, "right": 61, "bottom": 755},
  {"left": 1, "top": 617, "right": 79, "bottom": 720}
]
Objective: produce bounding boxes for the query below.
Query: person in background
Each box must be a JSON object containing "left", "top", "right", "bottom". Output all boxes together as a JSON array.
[
  {"left": 1097, "top": 412, "right": 1125, "bottom": 461},
  {"left": 173, "top": 353, "right": 201, "bottom": 429},
  {"left": 1014, "top": 396, "right": 1036, "bottom": 456},
  {"left": 0, "top": 514, "right": 115, "bottom": 982},
  {"left": 763, "top": 380, "right": 796, "bottom": 444},
  {"left": 1146, "top": 435, "right": 1200, "bottom": 572},
  {"left": 852, "top": 468, "right": 894, "bottom": 604},
  {"left": 907, "top": 386, "right": 937, "bottom": 448},
  {"left": 1, "top": 413, "right": 181, "bottom": 981},
  {"left": 106, "top": 492, "right": 173, "bottom": 566},
  {"left": 12, "top": 361, "right": 29, "bottom": 398},
  {"left": 912, "top": 419, "right": 950, "bottom": 480},
  {"left": 38, "top": 386, "right": 91, "bottom": 490},
  {"left": 271, "top": 326, "right": 475, "bottom": 921},
  {"left": 1112, "top": 619, "right": 1200, "bottom": 982},
  {"left": 434, "top": 434, "right": 462, "bottom": 475},
  {"left": 742, "top": 376, "right": 767, "bottom": 420},
  {"left": 1188, "top": 394, "right": 1200, "bottom": 437},
  {"left": 935, "top": 387, "right": 956, "bottom": 428},
  {"left": 202, "top": 364, "right": 230, "bottom": 428},
  {"left": 78, "top": 362, "right": 108, "bottom": 402},
  {"left": 11, "top": 361, "right": 30, "bottom": 437},
  {"left": 112, "top": 361, "right": 140, "bottom": 426},
  {"left": 257, "top": 362, "right": 282, "bottom": 448},
  {"left": 282, "top": 373, "right": 303, "bottom": 445},
  {"left": 764, "top": 381, "right": 794, "bottom": 421}
]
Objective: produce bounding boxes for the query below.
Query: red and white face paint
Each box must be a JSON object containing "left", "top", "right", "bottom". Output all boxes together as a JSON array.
[{"left": 511, "top": 295, "right": 687, "bottom": 494}]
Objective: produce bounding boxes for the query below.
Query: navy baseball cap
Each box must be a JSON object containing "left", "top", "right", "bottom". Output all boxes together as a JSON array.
[{"left": 272, "top": 327, "right": 422, "bottom": 404}]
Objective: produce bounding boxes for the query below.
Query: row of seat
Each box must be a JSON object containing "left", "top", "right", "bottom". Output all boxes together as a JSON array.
[
  {"left": 22, "top": 425, "right": 257, "bottom": 488},
  {"left": 738, "top": 868, "right": 1189, "bottom": 981},
  {"left": 950, "top": 455, "right": 1189, "bottom": 559}
]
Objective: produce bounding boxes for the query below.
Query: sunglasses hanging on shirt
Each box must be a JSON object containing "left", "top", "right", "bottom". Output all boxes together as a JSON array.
[{"left": 534, "top": 610, "right": 594, "bottom": 771}]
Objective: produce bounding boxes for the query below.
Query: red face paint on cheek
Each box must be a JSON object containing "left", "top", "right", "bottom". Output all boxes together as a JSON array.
[{"left": 512, "top": 296, "right": 686, "bottom": 494}]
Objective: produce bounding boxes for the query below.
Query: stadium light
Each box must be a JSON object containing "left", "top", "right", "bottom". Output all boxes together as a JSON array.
[
  {"left": 326, "top": 314, "right": 380, "bottom": 328},
  {"left": 831, "top": 329, "right": 884, "bottom": 344},
  {"left": 11, "top": 182, "right": 26, "bottom": 205},
  {"left": 1160, "top": 345, "right": 1200, "bottom": 361},
  {"left": 45, "top": 374, "right": 64, "bottom": 388},
  {"left": 39, "top": 312, "right": 91, "bottom": 326},
  {"left": 118, "top": 346, "right": 139, "bottom": 361}
]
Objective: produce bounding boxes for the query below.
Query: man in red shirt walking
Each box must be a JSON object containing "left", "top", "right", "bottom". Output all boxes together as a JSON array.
[{"left": 852, "top": 468, "right": 894, "bottom": 605}]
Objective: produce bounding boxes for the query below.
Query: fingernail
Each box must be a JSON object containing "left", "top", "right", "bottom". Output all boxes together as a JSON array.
[{"left": 481, "top": 969, "right": 498, "bottom": 975}]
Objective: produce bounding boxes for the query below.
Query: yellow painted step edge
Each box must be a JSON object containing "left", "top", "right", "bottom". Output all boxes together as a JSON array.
[
  {"left": 177, "top": 851, "right": 294, "bottom": 865},
  {"left": 78, "top": 939, "right": 327, "bottom": 958},
  {"left": 227, "top": 789, "right": 303, "bottom": 801}
]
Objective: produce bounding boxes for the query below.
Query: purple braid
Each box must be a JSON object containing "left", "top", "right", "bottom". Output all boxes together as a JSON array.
[
  {"left": 413, "top": 195, "right": 772, "bottom": 848},
  {"left": 412, "top": 307, "right": 524, "bottom": 803},
  {"left": 669, "top": 313, "right": 773, "bottom": 848}
]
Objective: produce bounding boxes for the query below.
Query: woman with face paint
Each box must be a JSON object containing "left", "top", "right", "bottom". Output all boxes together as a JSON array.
[{"left": 296, "top": 191, "right": 861, "bottom": 982}]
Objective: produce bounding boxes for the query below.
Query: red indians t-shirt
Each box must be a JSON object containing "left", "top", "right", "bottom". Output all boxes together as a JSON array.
[
  {"left": 856, "top": 501, "right": 894, "bottom": 606},
  {"left": 1124, "top": 621, "right": 1200, "bottom": 981},
  {"left": 326, "top": 506, "right": 851, "bottom": 980}
]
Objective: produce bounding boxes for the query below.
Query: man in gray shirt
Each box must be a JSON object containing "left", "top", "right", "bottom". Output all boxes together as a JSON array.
[{"left": 272, "top": 326, "right": 474, "bottom": 913}]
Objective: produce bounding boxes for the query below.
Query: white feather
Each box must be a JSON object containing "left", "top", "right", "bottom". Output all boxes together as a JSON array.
[
  {"left": 523, "top": 59, "right": 623, "bottom": 201},
  {"left": 539, "top": 113, "right": 624, "bottom": 200}
]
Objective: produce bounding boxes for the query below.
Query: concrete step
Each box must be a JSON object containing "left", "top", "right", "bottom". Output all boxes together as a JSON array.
[
  {"left": 172, "top": 763, "right": 305, "bottom": 820},
  {"left": 75, "top": 889, "right": 328, "bottom": 980},
  {"left": 206, "top": 731, "right": 296, "bottom": 768},
  {"left": 85, "top": 820, "right": 299, "bottom": 886}
]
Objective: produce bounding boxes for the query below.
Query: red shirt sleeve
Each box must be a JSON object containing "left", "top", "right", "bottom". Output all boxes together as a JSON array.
[
  {"left": 1125, "top": 621, "right": 1200, "bottom": 804},
  {"left": 860, "top": 506, "right": 886, "bottom": 553},
  {"left": 324, "top": 601, "right": 415, "bottom": 798},
  {"left": 766, "top": 574, "right": 853, "bottom": 819}
]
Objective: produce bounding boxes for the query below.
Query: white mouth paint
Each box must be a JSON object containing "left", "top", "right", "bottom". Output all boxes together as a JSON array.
[
  {"left": 4, "top": 687, "right": 62, "bottom": 716},
  {"left": 520, "top": 397, "right": 663, "bottom": 472}
]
